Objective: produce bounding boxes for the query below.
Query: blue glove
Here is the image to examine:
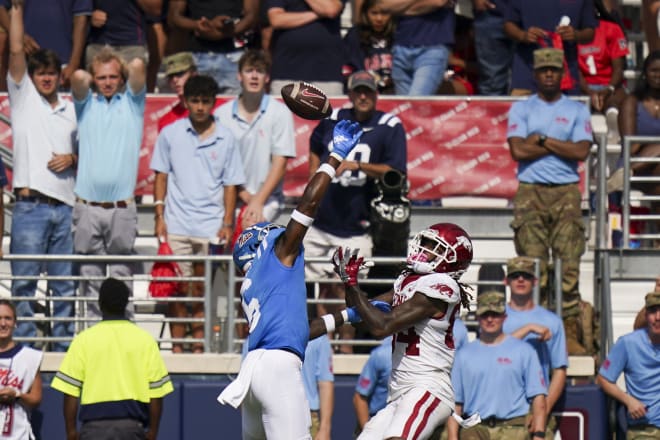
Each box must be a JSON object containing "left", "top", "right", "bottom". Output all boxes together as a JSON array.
[
  {"left": 344, "top": 300, "right": 392, "bottom": 324},
  {"left": 345, "top": 307, "right": 362, "bottom": 324},
  {"left": 371, "top": 300, "right": 392, "bottom": 313},
  {"left": 330, "top": 119, "right": 363, "bottom": 161}
]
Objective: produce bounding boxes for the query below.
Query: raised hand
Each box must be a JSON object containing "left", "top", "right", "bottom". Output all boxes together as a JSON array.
[
  {"left": 332, "top": 246, "right": 372, "bottom": 286},
  {"left": 329, "top": 120, "right": 363, "bottom": 162}
]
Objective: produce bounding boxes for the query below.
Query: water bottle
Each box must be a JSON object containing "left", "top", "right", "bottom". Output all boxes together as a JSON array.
[{"left": 211, "top": 324, "right": 222, "bottom": 353}]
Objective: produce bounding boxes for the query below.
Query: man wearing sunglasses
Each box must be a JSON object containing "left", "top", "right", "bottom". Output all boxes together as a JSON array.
[{"left": 503, "top": 256, "right": 568, "bottom": 440}]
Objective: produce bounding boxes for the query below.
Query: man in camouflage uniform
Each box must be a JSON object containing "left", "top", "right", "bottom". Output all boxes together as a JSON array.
[{"left": 506, "top": 48, "right": 593, "bottom": 355}]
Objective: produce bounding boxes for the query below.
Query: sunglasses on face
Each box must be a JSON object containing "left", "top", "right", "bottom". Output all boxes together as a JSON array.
[{"left": 507, "top": 272, "right": 534, "bottom": 281}]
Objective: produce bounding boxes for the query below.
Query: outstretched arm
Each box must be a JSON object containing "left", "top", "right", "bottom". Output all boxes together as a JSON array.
[
  {"left": 8, "top": 0, "right": 27, "bottom": 82},
  {"left": 274, "top": 121, "right": 362, "bottom": 267}
]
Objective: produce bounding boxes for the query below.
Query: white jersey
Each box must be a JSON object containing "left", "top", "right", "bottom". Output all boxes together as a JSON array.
[
  {"left": 389, "top": 271, "right": 461, "bottom": 404},
  {"left": 0, "top": 345, "right": 42, "bottom": 440}
]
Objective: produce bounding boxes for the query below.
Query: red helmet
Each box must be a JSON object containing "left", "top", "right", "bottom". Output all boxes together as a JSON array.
[{"left": 407, "top": 223, "right": 473, "bottom": 277}]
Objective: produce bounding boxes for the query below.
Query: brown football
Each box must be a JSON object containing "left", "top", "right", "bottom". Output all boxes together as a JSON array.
[{"left": 280, "top": 82, "right": 332, "bottom": 120}]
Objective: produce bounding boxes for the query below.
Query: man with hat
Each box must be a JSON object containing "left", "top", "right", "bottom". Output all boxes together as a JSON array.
[
  {"left": 448, "top": 291, "right": 548, "bottom": 440},
  {"left": 597, "top": 291, "right": 660, "bottom": 439},
  {"left": 506, "top": 47, "right": 593, "bottom": 355},
  {"left": 157, "top": 51, "right": 222, "bottom": 132},
  {"left": 503, "top": 256, "right": 568, "bottom": 439},
  {"left": 304, "top": 70, "right": 407, "bottom": 353}
]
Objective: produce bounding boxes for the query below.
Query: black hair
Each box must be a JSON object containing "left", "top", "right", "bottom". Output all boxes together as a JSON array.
[
  {"left": 634, "top": 50, "right": 660, "bottom": 100},
  {"left": 27, "top": 49, "right": 62, "bottom": 76},
  {"left": 99, "top": 278, "right": 130, "bottom": 316},
  {"left": 593, "top": 0, "right": 627, "bottom": 36},
  {"left": 183, "top": 75, "right": 220, "bottom": 99}
]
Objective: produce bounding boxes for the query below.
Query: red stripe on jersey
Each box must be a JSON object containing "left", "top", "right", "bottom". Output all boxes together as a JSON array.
[
  {"left": 400, "top": 272, "right": 422, "bottom": 290},
  {"left": 402, "top": 391, "right": 438, "bottom": 439}
]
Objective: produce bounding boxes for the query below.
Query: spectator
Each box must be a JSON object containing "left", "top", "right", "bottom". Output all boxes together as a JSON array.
[
  {"left": 607, "top": 51, "right": 660, "bottom": 209},
  {"left": 379, "top": 0, "right": 455, "bottom": 96},
  {"left": 215, "top": 49, "right": 296, "bottom": 230},
  {"left": 506, "top": 48, "right": 593, "bottom": 355},
  {"left": 332, "top": 223, "right": 474, "bottom": 439},
  {"left": 447, "top": 291, "right": 547, "bottom": 440},
  {"left": 305, "top": 71, "right": 406, "bottom": 353},
  {"left": 0, "top": 300, "right": 43, "bottom": 440},
  {"left": 266, "top": 0, "right": 345, "bottom": 96},
  {"left": 0, "top": 158, "right": 5, "bottom": 254},
  {"left": 217, "top": 120, "right": 363, "bottom": 438},
  {"left": 596, "top": 291, "right": 660, "bottom": 439},
  {"left": 70, "top": 48, "right": 146, "bottom": 322},
  {"left": 503, "top": 257, "right": 568, "bottom": 438},
  {"left": 504, "top": 0, "right": 597, "bottom": 95},
  {"left": 51, "top": 278, "right": 174, "bottom": 440},
  {"left": 0, "top": 0, "right": 91, "bottom": 89},
  {"left": 577, "top": 0, "right": 628, "bottom": 142},
  {"left": 7, "top": 0, "right": 77, "bottom": 351},
  {"left": 353, "top": 336, "right": 391, "bottom": 436},
  {"left": 86, "top": 0, "right": 162, "bottom": 66},
  {"left": 633, "top": 275, "right": 660, "bottom": 330},
  {"left": 168, "top": 0, "right": 260, "bottom": 95},
  {"left": 470, "top": 0, "right": 514, "bottom": 95},
  {"left": 453, "top": 316, "right": 469, "bottom": 349},
  {"left": 643, "top": 0, "right": 660, "bottom": 53},
  {"left": 158, "top": 51, "right": 210, "bottom": 131},
  {"left": 302, "top": 335, "right": 334, "bottom": 440},
  {"left": 151, "top": 75, "right": 245, "bottom": 353},
  {"left": 342, "top": 0, "right": 395, "bottom": 94}
]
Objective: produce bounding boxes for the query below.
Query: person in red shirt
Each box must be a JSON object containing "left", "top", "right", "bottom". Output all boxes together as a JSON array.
[
  {"left": 577, "top": 0, "right": 628, "bottom": 141},
  {"left": 157, "top": 51, "right": 222, "bottom": 132}
]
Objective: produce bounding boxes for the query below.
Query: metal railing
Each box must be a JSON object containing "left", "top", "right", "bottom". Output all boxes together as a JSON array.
[{"left": 0, "top": 253, "right": 560, "bottom": 353}]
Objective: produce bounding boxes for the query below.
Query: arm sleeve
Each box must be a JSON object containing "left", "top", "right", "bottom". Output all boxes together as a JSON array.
[
  {"left": 598, "top": 337, "right": 627, "bottom": 383},
  {"left": 150, "top": 130, "right": 172, "bottom": 173},
  {"left": 506, "top": 101, "right": 529, "bottom": 139},
  {"left": 316, "top": 336, "right": 334, "bottom": 382},
  {"left": 549, "top": 318, "right": 568, "bottom": 369},
  {"left": 570, "top": 103, "right": 593, "bottom": 142},
  {"left": 523, "top": 345, "right": 549, "bottom": 399}
]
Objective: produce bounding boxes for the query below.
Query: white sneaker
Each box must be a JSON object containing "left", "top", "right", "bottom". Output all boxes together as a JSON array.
[{"left": 606, "top": 167, "right": 626, "bottom": 193}]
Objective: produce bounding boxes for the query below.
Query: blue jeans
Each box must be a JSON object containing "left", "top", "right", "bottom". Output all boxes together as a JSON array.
[
  {"left": 473, "top": 11, "right": 514, "bottom": 96},
  {"left": 10, "top": 201, "right": 75, "bottom": 351},
  {"left": 392, "top": 44, "right": 449, "bottom": 96},
  {"left": 193, "top": 51, "right": 243, "bottom": 95}
]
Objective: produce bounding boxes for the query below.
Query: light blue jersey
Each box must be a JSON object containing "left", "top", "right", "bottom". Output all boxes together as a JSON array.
[
  {"left": 302, "top": 336, "right": 334, "bottom": 411},
  {"left": 503, "top": 305, "right": 568, "bottom": 384},
  {"left": 355, "top": 336, "right": 392, "bottom": 416},
  {"left": 241, "top": 229, "right": 309, "bottom": 359},
  {"left": 452, "top": 336, "right": 547, "bottom": 419},
  {"left": 507, "top": 95, "right": 592, "bottom": 184},
  {"left": 453, "top": 318, "right": 469, "bottom": 350},
  {"left": 599, "top": 329, "right": 660, "bottom": 427}
]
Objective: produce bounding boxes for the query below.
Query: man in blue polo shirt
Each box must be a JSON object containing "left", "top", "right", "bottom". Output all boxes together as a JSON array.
[
  {"left": 151, "top": 75, "right": 245, "bottom": 353},
  {"left": 70, "top": 48, "right": 146, "bottom": 323}
]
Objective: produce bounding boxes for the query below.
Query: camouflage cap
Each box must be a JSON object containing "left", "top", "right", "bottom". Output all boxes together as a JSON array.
[
  {"left": 476, "top": 291, "right": 506, "bottom": 316},
  {"left": 506, "top": 256, "right": 536, "bottom": 277},
  {"left": 533, "top": 48, "right": 564, "bottom": 70},
  {"left": 646, "top": 291, "right": 660, "bottom": 308},
  {"left": 164, "top": 52, "right": 195, "bottom": 76}
]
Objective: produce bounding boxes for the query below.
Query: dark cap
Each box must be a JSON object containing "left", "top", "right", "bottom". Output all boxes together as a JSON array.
[
  {"left": 533, "top": 48, "right": 564, "bottom": 70},
  {"left": 476, "top": 291, "right": 506, "bottom": 315},
  {"left": 506, "top": 257, "right": 536, "bottom": 277},
  {"left": 646, "top": 291, "right": 660, "bottom": 308},
  {"left": 348, "top": 71, "right": 377, "bottom": 92},
  {"left": 164, "top": 52, "right": 195, "bottom": 76}
]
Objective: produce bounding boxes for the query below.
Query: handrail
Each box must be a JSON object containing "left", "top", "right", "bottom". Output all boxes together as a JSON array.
[
  {"left": 621, "top": 135, "right": 660, "bottom": 248},
  {"left": 0, "top": 253, "right": 560, "bottom": 353}
]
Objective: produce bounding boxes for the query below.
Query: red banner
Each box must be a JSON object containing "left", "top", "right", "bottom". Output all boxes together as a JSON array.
[{"left": 0, "top": 94, "right": 585, "bottom": 200}]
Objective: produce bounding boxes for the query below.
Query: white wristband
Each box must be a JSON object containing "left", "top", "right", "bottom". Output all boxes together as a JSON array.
[
  {"left": 154, "top": 200, "right": 165, "bottom": 206},
  {"left": 14, "top": 390, "right": 20, "bottom": 399},
  {"left": 321, "top": 314, "right": 335, "bottom": 333},
  {"left": 329, "top": 152, "right": 344, "bottom": 162},
  {"left": 291, "top": 209, "right": 314, "bottom": 227},
  {"left": 316, "top": 163, "right": 336, "bottom": 179},
  {"left": 340, "top": 309, "right": 349, "bottom": 323}
]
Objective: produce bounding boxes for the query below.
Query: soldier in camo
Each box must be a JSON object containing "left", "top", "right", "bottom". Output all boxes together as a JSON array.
[{"left": 506, "top": 48, "right": 594, "bottom": 355}]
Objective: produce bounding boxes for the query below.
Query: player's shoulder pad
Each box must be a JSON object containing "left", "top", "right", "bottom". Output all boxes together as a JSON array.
[
  {"left": 414, "top": 273, "right": 460, "bottom": 304},
  {"left": 377, "top": 112, "right": 402, "bottom": 128}
]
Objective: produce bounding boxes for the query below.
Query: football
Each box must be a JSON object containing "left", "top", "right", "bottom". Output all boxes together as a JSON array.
[{"left": 280, "top": 82, "right": 332, "bottom": 120}]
